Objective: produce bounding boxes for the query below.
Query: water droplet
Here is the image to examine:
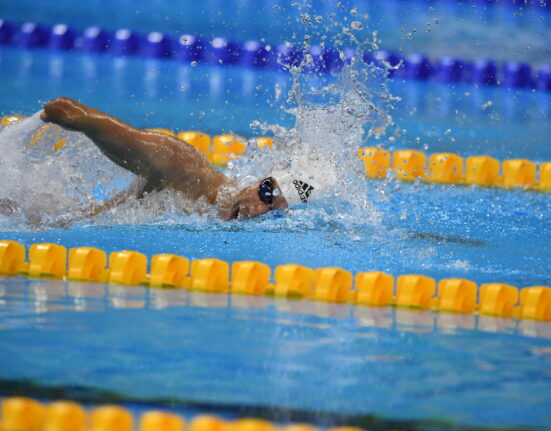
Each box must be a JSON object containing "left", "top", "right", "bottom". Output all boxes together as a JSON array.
[
  {"left": 190, "top": 61, "right": 197, "bottom": 67},
  {"left": 350, "top": 21, "right": 363, "bottom": 30},
  {"left": 300, "top": 14, "right": 312, "bottom": 25},
  {"left": 481, "top": 100, "right": 493, "bottom": 110}
]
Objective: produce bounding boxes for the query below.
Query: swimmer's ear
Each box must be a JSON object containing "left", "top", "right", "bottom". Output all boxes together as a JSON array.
[{"left": 219, "top": 202, "right": 240, "bottom": 221}]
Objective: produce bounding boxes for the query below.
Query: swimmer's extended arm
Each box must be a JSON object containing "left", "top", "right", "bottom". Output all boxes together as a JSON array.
[{"left": 41, "top": 97, "right": 228, "bottom": 204}]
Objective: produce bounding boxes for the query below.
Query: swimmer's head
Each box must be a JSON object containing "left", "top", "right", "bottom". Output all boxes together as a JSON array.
[
  {"left": 220, "top": 176, "right": 288, "bottom": 220},
  {"left": 271, "top": 159, "right": 337, "bottom": 206}
]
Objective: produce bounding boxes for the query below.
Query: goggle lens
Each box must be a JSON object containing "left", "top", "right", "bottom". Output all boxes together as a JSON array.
[{"left": 258, "top": 177, "right": 275, "bottom": 205}]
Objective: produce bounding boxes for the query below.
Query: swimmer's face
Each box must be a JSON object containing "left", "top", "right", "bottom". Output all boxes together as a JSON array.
[{"left": 221, "top": 177, "right": 288, "bottom": 220}]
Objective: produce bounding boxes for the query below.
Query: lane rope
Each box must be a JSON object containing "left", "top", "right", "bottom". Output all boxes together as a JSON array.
[
  {"left": 0, "top": 19, "right": 550, "bottom": 91},
  {"left": 1, "top": 240, "right": 549, "bottom": 322},
  {"left": 0, "top": 396, "right": 340, "bottom": 431},
  {"left": 3, "top": 117, "right": 550, "bottom": 193}
]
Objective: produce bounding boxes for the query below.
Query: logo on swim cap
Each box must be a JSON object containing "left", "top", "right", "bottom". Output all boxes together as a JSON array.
[{"left": 293, "top": 180, "right": 314, "bottom": 203}]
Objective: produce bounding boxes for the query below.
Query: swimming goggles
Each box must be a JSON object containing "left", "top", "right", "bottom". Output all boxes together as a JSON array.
[{"left": 258, "top": 177, "right": 276, "bottom": 205}]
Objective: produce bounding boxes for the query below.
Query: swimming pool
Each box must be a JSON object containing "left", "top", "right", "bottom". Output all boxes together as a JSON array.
[{"left": 1, "top": 1, "right": 551, "bottom": 430}]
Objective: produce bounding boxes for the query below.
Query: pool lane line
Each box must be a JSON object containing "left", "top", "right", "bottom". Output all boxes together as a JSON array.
[
  {"left": 0, "top": 19, "right": 550, "bottom": 91},
  {"left": 357, "top": 148, "right": 551, "bottom": 191},
  {"left": 0, "top": 240, "right": 550, "bottom": 322},
  {"left": 0, "top": 388, "right": 533, "bottom": 431},
  {"left": 2, "top": 118, "right": 550, "bottom": 194}
]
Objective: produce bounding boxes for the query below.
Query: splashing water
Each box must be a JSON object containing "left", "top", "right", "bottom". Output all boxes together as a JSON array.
[
  {"left": 0, "top": 5, "right": 397, "bottom": 231},
  {"left": 0, "top": 114, "right": 217, "bottom": 230},
  {"left": 0, "top": 113, "right": 125, "bottom": 228},
  {"left": 228, "top": 6, "right": 398, "bottom": 227}
]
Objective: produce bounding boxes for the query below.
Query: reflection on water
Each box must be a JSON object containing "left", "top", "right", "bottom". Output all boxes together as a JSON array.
[
  {"left": 1, "top": 277, "right": 551, "bottom": 427},
  {"left": 1, "top": 278, "right": 549, "bottom": 339}
]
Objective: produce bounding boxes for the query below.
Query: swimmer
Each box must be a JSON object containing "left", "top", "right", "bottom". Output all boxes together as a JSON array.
[{"left": 40, "top": 97, "right": 293, "bottom": 220}]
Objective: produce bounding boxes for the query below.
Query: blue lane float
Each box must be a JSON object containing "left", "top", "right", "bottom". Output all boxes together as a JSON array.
[
  {"left": 0, "top": 19, "right": 15, "bottom": 44},
  {"left": 434, "top": 56, "right": 466, "bottom": 83},
  {"left": 403, "top": 53, "right": 432, "bottom": 80},
  {"left": 371, "top": 50, "right": 402, "bottom": 77},
  {"left": 48, "top": 24, "right": 76, "bottom": 51},
  {"left": 206, "top": 37, "right": 242, "bottom": 65},
  {"left": 81, "top": 27, "right": 110, "bottom": 53},
  {"left": 111, "top": 29, "right": 142, "bottom": 56},
  {"left": 143, "top": 31, "right": 173, "bottom": 59},
  {"left": 502, "top": 61, "right": 533, "bottom": 88},
  {"left": 274, "top": 43, "right": 303, "bottom": 69},
  {"left": 308, "top": 45, "right": 339, "bottom": 74},
  {"left": 1, "top": 18, "right": 551, "bottom": 91},
  {"left": 470, "top": 58, "right": 498, "bottom": 86},
  {"left": 537, "top": 64, "right": 551, "bottom": 90},
  {"left": 241, "top": 40, "right": 270, "bottom": 68},
  {"left": 18, "top": 22, "right": 48, "bottom": 48},
  {"left": 174, "top": 34, "right": 204, "bottom": 62}
]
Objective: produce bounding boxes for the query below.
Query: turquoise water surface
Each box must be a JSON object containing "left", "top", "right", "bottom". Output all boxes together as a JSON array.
[
  {"left": 1, "top": 0, "right": 551, "bottom": 429},
  {"left": 1, "top": 278, "right": 551, "bottom": 428}
]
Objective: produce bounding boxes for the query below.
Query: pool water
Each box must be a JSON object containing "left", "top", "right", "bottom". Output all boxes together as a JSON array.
[
  {"left": 1, "top": 0, "right": 551, "bottom": 430},
  {"left": 2, "top": 46, "right": 550, "bottom": 160},
  {"left": 1, "top": 279, "right": 551, "bottom": 428},
  {"left": 3, "top": 0, "right": 551, "bottom": 63}
]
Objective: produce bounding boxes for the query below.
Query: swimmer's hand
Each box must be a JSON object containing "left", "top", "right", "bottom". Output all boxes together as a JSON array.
[{"left": 41, "top": 97, "right": 89, "bottom": 131}]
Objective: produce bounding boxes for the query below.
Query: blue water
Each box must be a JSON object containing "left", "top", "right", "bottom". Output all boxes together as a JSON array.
[
  {"left": 1, "top": 47, "right": 550, "bottom": 160},
  {"left": 1, "top": 181, "right": 551, "bottom": 287},
  {"left": 1, "top": 279, "right": 551, "bottom": 428},
  {"left": 1, "top": 0, "right": 551, "bottom": 429}
]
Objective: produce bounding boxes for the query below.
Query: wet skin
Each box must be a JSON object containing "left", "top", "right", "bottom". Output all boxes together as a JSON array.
[{"left": 40, "top": 98, "right": 288, "bottom": 220}]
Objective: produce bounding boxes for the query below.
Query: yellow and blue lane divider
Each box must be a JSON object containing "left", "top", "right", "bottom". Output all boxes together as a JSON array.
[
  {"left": 1, "top": 396, "right": 341, "bottom": 431},
  {"left": 0, "top": 240, "right": 550, "bottom": 322},
  {"left": 3, "top": 115, "right": 550, "bottom": 193}
]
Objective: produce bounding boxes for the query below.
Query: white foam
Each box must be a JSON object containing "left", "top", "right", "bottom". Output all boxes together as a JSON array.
[
  {"left": 228, "top": 35, "right": 396, "bottom": 226},
  {"left": 0, "top": 112, "right": 221, "bottom": 229},
  {"left": 0, "top": 7, "right": 395, "bottom": 230}
]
